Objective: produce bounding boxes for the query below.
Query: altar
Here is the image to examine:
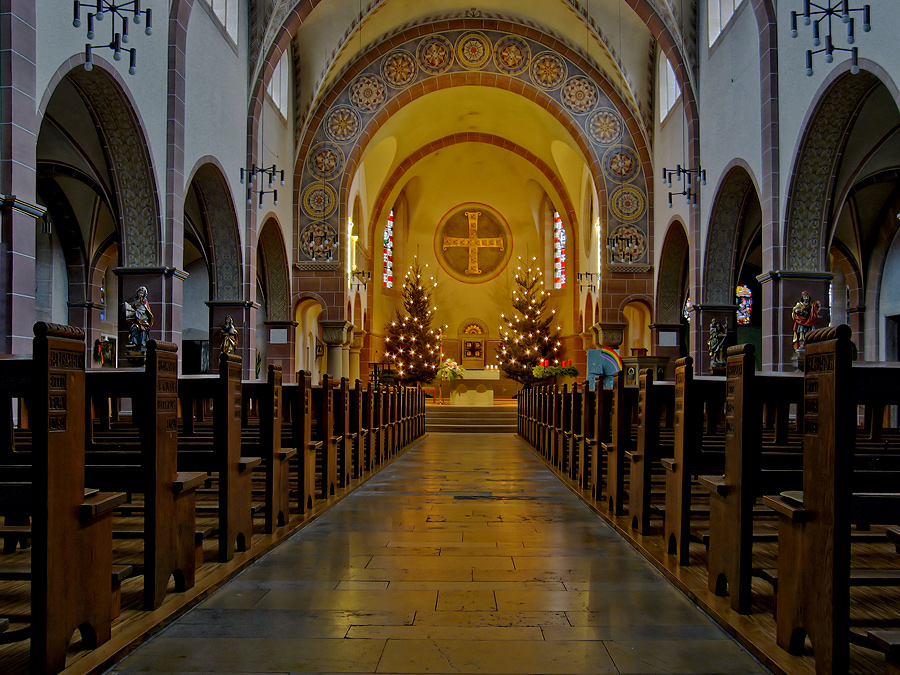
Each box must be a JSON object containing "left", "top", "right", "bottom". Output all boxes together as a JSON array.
[{"left": 443, "top": 369, "right": 513, "bottom": 405}]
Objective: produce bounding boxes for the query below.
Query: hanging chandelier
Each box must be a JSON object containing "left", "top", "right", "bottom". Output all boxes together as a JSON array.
[
  {"left": 791, "top": 1, "right": 871, "bottom": 76},
  {"left": 74, "top": 1, "right": 152, "bottom": 75}
]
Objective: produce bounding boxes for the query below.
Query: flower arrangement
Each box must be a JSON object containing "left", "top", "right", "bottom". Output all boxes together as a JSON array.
[
  {"left": 532, "top": 364, "right": 579, "bottom": 380},
  {"left": 437, "top": 358, "right": 465, "bottom": 381}
]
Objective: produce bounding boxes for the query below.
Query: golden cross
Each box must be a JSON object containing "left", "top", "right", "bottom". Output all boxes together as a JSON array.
[{"left": 442, "top": 211, "right": 504, "bottom": 275}]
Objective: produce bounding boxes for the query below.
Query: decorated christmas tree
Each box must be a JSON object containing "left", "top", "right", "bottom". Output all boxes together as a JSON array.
[
  {"left": 383, "top": 261, "right": 443, "bottom": 384},
  {"left": 496, "top": 258, "right": 561, "bottom": 385}
]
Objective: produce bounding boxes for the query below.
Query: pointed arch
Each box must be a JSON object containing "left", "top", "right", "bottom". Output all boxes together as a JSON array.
[
  {"left": 187, "top": 161, "right": 243, "bottom": 302},
  {"left": 258, "top": 217, "right": 292, "bottom": 322},
  {"left": 657, "top": 220, "right": 689, "bottom": 325},
  {"left": 704, "top": 165, "right": 758, "bottom": 304}
]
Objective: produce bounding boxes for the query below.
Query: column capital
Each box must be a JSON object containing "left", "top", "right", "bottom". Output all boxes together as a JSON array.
[
  {"left": 321, "top": 320, "right": 352, "bottom": 346},
  {"left": 350, "top": 329, "right": 366, "bottom": 352}
]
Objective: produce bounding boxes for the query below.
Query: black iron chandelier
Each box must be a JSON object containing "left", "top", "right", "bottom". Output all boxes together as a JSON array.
[
  {"left": 662, "top": 164, "right": 705, "bottom": 208},
  {"left": 241, "top": 164, "right": 284, "bottom": 206},
  {"left": 791, "top": 1, "right": 871, "bottom": 76},
  {"left": 74, "top": 1, "right": 152, "bottom": 75}
]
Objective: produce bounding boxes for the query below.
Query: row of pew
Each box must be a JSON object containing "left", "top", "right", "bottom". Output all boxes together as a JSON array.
[
  {"left": 0, "top": 322, "right": 424, "bottom": 674},
  {"left": 518, "top": 325, "right": 900, "bottom": 675}
]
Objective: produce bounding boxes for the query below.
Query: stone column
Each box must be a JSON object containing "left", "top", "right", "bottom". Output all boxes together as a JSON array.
[
  {"left": 321, "top": 320, "right": 351, "bottom": 379},
  {"left": 264, "top": 320, "right": 297, "bottom": 382},
  {"left": 757, "top": 270, "right": 832, "bottom": 371},
  {"left": 650, "top": 323, "right": 683, "bottom": 379},
  {"left": 116, "top": 267, "right": 189, "bottom": 365},
  {"left": 349, "top": 329, "right": 365, "bottom": 382},
  {"left": 0, "top": 1, "right": 40, "bottom": 354},
  {"left": 341, "top": 328, "right": 352, "bottom": 380}
]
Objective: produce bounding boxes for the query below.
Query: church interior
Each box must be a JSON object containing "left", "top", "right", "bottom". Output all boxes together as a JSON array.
[{"left": 3, "top": 0, "right": 900, "bottom": 673}]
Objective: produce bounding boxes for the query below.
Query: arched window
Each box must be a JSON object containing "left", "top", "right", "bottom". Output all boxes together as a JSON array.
[
  {"left": 267, "top": 49, "right": 291, "bottom": 119},
  {"left": 553, "top": 212, "right": 566, "bottom": 289},
  {"left": 202, "top": 0, "right": 239, "bottom": 43},
  {"left": 382, "top": 210, "right": 395, "bottom": 288},
  {"left": 658, "top": 54, "right": 681, "bottom": 121},
  {"left": 708, "top": 0, "right": 746, "bottom": 46}
]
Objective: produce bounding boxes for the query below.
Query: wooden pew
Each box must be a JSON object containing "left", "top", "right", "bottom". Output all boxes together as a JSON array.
[
  {"left": 333, "top": 377, "right": 351, "bottom": 488},
  {"left": 85, "top": 340, "right": 206, "bottom": 609},
  {"left": 700, "top": 344, "right": 804, "bottom": 612},
  {"left": 661, "top": 358, "right": 726, "bottom": 565},
  {"left": 761, "top": 325, "right": 900, "bottom": 674},
  {"left": 571, "top": 381, "right": 590, "bottom": 489},
  {"left": 626, "top": 369, "right": 669, "bottom": 533},
  {"left": 603, "top": 371, "right": 638, "bottom": 516},
  {"left": 282, "top": 371, "right": 316, "bottom": 513},
  {"left": 0, "top": 322, "right": 125, "bottom": 674},
  {"left": 242, "top": 365, "right": 296, "bottom": 533},
  {"left": 589, "top": 380, "right": 611, "bottom": 502},
  {"left": 178, "top": 353, "right": 259, "bottom": 561},
  {"left": 311, "top": 374, "right": 338, "bottom": 498},
  {"left": 349, "top": 379, "right": 365, "bottom": 480}
]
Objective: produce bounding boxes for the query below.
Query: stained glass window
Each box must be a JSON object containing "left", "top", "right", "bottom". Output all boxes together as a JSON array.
[
  {"left": 382, "top": 210, "right": 394, "bottom": 288},
  {"left": 736, "top": 285, "right": 752, "bottom": 325},
  {"left": 553, "top": 212, "right": 566, "bottom": 289}
]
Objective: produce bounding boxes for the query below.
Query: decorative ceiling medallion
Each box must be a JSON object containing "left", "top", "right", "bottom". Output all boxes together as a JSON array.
[
  {"left": 608, "top": 224, "right": 647, "bottom": 261},
  {"left": 417, "top": 35, "right": 454, "bottom": 74},
  {"left": 529, "top": 51, "right": 566, "bottom": 90},
  {"left": 602, "top": 145, "right": 639, "bottom": 183},
  {"left": 493, "top": 35, "right": 531, "bottom": 75},
  {"left": 610, "top": 185, "right": 646, "bottom": 222},
  {"left": 434, "top": 204, "right": 512, "bottom": 284},
  {"left": 299, "top": 221, "right": 338, "bottom": 262},
  {"left": 323, "top": 105, "right": 361, "bottom": 143},
  {"left": 301, "top": 183, "right": 337, "bottom": 219},
  {"left": 561, "top": 76, "right": 599, "bottom": 114},
  {"left": 381, "top": 49, "right": 418, "bottom": 88},
  {"left": 588, "top": 108, "right": 623, "bottom": 145},
  {"left": 349, "top": 74, "right": 387, "bottom": 112},
  {"left": 455, "top": 32, "right": 492, "bottom": 69},
  {"left": 307, "top": 141, "right": 344, "bottom": 181}
]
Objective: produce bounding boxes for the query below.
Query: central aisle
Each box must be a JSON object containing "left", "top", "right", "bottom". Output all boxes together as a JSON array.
[{"left": 110, "top": 433, "right": 770, "bottom": 674}]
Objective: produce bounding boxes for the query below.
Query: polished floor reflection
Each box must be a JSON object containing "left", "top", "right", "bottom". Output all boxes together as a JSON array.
[{"left": 109, "top": 433, "right": 771, "bottom": 674}]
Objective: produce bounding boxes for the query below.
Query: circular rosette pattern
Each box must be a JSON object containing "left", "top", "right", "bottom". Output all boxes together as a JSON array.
[
  {"left": 301, "top": 183, "right": 337, "bottom": 219},
  {"left": 300, "top": 222, "right": 339, "bottom": 262},
  {"left": 610, "top": 185, "right": 646, "bottom": 222},
  {"left": 588, "top": 108, "right": 623, "bottom": 145},
  {"left": 417, "top": 35, "right": 454, "bottom": 74},
  {"left": 493, "top": 35, "right": 531, "bottom": 75},
  {"left": 529, "top": 51, "right": 566, "bottom": 90},
  {"left": 381, "top": 49, "right": 418, "bottom": 88},
  {"left": 324, "top": 105, "right": 361, "bottom": 143}
]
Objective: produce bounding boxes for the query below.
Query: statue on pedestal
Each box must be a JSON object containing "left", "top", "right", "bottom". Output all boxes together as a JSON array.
[
  {"left": 220, "top": 315, "right": 239, "bottom": 355},
  {"left": 791, "top": 291, "right": 819, "bottom": 352},
  {"left": 124, "top": 286, "right": 153, "bottom": 353},
  {"left": 707, "top": 318, "right": 727, "bottom": 368}
]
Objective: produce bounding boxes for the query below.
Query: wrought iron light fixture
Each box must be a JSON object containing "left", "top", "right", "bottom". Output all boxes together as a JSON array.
[
  {"left": 74, "top": 1, "right": 152, "bottom": 75},
  {"left": 662, "top": 164, "right": 705, "bottom": 207},
  {"left": 791, "top": 1, "right": 871, "bottom": 76},
  {"left": 351, "top": 269, "right": 372, "bottom": 291},
  {"left": 241, "top": 164, "right": 284, "bottom": 206},
  {"left": 576, "top": 272, "right": 598, "bottom": 293},
  {"left": 607, "top": 232, "right": 641, "bottom": 263}
]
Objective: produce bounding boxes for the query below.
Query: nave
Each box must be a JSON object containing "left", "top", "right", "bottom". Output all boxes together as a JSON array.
[{"left": 109, "top": 433, "right": 769, "bottom": 675}]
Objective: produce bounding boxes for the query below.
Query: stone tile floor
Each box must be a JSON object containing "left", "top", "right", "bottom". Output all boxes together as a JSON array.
[{"left": 108, "top": 433, "right": 772, "bottom": 674}]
